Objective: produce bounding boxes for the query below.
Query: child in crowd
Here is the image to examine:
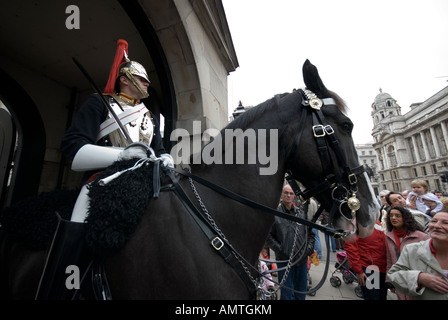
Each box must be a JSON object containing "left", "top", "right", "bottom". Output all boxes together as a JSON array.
[
  {"left": 258, "top": 256, "right": 276, "bottom": 300},
  {"left": 406, "top": 179, "right": 442, "bottom": 216},
  {"left": 421, "top": 193, "right": 443, "bottom": 217}
]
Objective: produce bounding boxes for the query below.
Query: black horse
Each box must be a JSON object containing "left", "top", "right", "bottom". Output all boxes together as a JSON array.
[{"left": 0, "top": 60, "right": 379, "bottom": 299}]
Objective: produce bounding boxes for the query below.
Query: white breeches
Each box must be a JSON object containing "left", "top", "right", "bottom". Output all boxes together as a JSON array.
[{"left": 70, "top": 184, "right": 90, "bottom": 223}]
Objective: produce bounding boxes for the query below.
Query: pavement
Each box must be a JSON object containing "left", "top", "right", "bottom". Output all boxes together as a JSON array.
[{"left": 269, "top": 231, "right": 398, "bottom": 300}]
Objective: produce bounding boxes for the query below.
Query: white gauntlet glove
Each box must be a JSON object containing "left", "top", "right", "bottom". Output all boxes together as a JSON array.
[
  {"left": 71, "top": 144, "right": 123, "bottom": 172},
  {"left": 160, "top": 153, "right": 174, "bottom": 168}
]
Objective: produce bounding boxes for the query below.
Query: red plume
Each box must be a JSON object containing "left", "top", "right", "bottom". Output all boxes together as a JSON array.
[{"left": 103, "top": 39, "right": 129, "bottom": 94}]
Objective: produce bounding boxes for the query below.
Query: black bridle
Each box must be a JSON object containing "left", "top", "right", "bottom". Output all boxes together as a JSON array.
[{"left": 286, "top": 88, "right": 365, "bottom": 231}]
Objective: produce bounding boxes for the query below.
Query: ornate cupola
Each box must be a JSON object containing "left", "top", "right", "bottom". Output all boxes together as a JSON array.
[{"left": 371, "top": 88, "right": 401, "bottom": 126}]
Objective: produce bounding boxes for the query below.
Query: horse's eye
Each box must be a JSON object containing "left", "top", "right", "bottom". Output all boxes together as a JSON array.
[{"left": 341, "top": 122, "right": 353, "bottom": 133}]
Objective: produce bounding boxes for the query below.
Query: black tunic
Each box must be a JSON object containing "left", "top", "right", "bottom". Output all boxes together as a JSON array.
[{"left": 61, "top": 94, "right": 166, "bottom": 160}]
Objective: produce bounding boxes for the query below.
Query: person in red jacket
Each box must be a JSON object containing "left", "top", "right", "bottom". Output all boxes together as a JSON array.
[{"left": 344, "top": 223, "right": 388, "bottom": 300}]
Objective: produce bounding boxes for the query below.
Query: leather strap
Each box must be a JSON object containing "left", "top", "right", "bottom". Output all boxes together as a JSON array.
[{"left": 165, "top": 169, "right": 257, "bottom": 296}]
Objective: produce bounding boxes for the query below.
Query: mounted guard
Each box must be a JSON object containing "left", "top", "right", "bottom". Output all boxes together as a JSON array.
[{"left": 35, "top": 39, "right": 174, "bottom": 299}]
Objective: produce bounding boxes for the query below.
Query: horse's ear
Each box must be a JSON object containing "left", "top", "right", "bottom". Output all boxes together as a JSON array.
[{"left": 302, "top": 59, "right": 330, "bottom": 98}]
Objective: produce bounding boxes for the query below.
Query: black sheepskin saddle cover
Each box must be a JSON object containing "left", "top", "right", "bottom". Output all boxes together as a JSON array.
[
  {"left": 86, "top": 158, "right": 155, "bottom": 256},
  {"left": 1, "top": 159, "right": 156, "bottom": 255}
]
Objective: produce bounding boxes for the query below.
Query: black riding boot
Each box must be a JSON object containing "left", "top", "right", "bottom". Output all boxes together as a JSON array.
[{"left": 35, "top": 213, "right": 89, "bottom": 300}]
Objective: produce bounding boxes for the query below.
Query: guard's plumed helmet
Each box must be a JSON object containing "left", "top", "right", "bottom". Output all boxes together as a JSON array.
[
  {"left": 118, "top": 61, "right": 150, "bottom": 85},
  {"left": 103, "top": 39, "right": 150, "bottom": 98}
]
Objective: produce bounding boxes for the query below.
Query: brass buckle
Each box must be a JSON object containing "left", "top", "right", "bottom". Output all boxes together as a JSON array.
[
  {"left": 332, "top": 232, "right": 345, "bottom": 239},
  {"left": 211, "top": 237, "right": 224, "bottom": 250},
  {"left": 324, "top": 125, "right": 334, "bottom": 135},
  {"left": 312, "top": 125, "right": 325, "bottom": 137},
  {"left": 348, "top": 173, "right": 357, "bottom": 185}
]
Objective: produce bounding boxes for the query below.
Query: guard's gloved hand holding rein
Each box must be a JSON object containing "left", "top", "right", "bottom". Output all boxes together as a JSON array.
[
  {"left": 118, "top": 142, "right": 155, "bottom": 161},
  {"left": 160, "top": 153, "right": 174, "bottom": 168},
  {"left": 118, "top": 142, "right": 174, "bottom": 168}
]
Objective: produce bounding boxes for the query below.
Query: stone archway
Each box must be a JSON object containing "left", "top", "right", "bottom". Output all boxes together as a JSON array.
[{"left": 0, "top": 68, "right": 46, "bottom": 206}]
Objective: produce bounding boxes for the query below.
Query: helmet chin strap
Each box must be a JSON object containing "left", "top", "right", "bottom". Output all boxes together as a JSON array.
[{"left": 124, "top": 69, "right": 149, "bottom": 99}]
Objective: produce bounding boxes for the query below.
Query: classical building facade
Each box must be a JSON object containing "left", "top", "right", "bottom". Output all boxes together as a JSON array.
[{"left": 371, "top": 86, "right": 448, "bottom": 193}]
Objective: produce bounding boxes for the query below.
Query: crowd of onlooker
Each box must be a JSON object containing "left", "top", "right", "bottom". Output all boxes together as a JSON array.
[
  {"left": 258, "top": 179, "right": 448, "bottom": 301},
  {"left": 342, "top": 179, "right": 448, "bottom": 300}
]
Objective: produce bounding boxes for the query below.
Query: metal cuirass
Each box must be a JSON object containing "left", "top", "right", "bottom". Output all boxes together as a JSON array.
[{"left": 96, "top": 96, "right": 155, "bottom": 147}]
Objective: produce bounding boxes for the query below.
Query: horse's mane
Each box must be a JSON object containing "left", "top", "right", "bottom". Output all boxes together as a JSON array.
[
  {"left": 224, "top": 92, "right": 289, "bottom": 131},
  {"left": 327, "top": 90, "right": 349, "bottom": 115},
  {"left": 226, "top": 89, "right": 347, "bottom": 132}
]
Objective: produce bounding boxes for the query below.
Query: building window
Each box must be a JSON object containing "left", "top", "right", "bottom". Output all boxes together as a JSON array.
[
  {"left": 393, "top": 171, "right": 399, "bottom": 180},
  {"left": 436, "top": 179, "right": 442, "bottom": 191},
  {"left": 432, "top": 164, "right": 437, "bottom": 174},
  {"left": 387, "top": 145, "right": 397, "bottom": 167},
  {"left": 421, "top": 166, "right": 427, "bottom": 176},
  {"left": 413, "top": 168, "right": 418, "bottom": 177}
]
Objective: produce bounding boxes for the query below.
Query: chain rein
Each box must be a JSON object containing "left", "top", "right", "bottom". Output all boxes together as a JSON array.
[
  {"left": 188, "top": 175, "right": 304, "bottom": 298},
  {"left": 188, "top": 176, "right": 258, "bottom": 287}
]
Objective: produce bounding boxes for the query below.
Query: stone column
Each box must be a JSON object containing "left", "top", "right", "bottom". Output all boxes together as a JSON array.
[
  {"left": 441, "top": 121, "right": 448, "bottom": 152},
  {"left": 420, "top": 131, "right": 430, "bottom": 161},
  {"left": 411, "top": 135, "right": 421, "bottom": 162},
  {"left": 430, "top": 126, "right": 441, "bottom": 157}
]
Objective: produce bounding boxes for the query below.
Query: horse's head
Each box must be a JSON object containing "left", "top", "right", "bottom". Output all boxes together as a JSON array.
[{"left": 280, "top": 60, "right": 379, "bottom": 237}]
